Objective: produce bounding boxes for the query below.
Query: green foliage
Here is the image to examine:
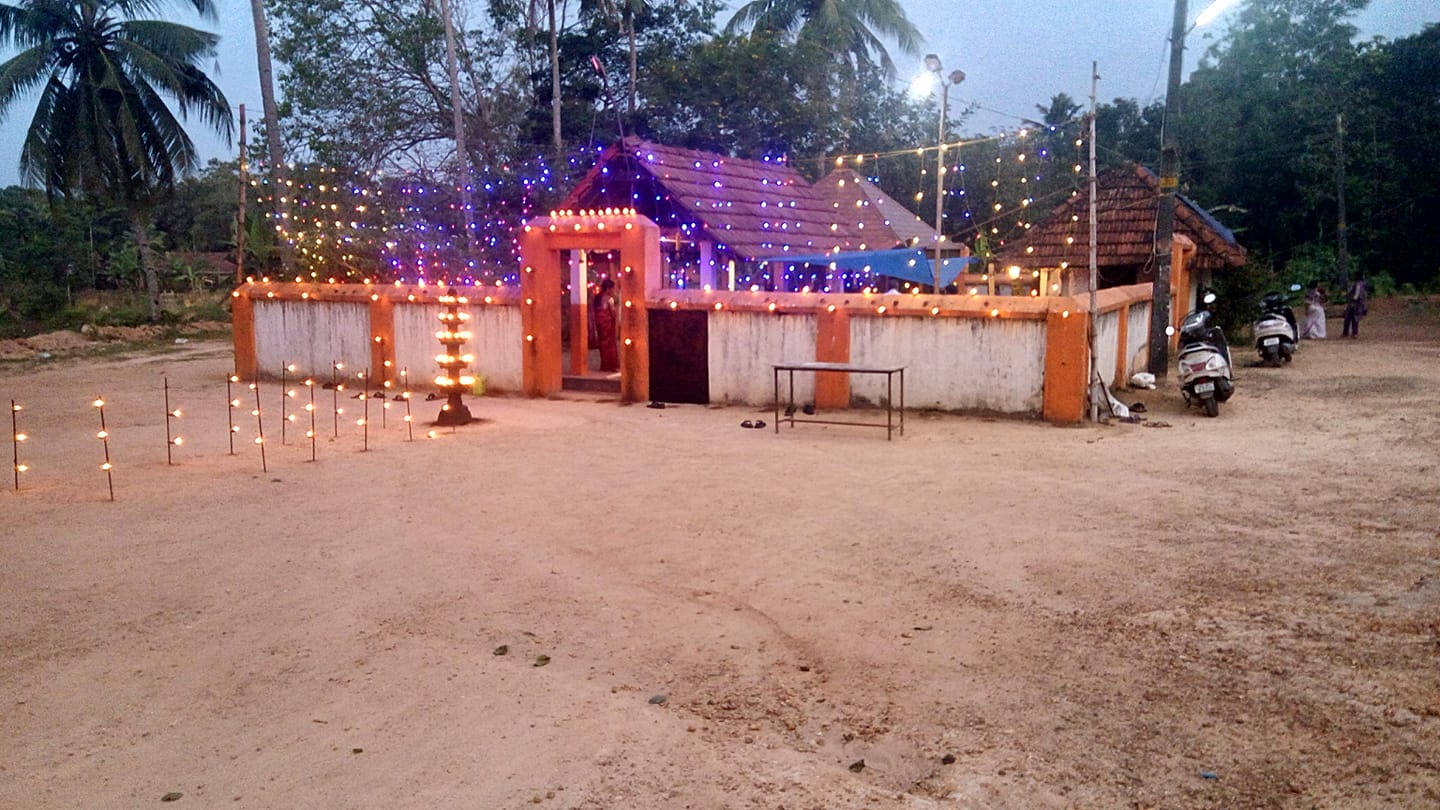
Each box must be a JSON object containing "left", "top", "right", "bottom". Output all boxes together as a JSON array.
[
  {"left": 0, "top": 187, "right": 106, "bottom": 330},
  {"left": 0, "top": 0, "right": 233, "bottom": 201},
  {"left": 6, "top": 0, "right": 1440, "bottom": 332},
  {"left": 0, "top": 0, "right": 234, "bottom": 320},
  {"left": 1362, "top": 270, "right": 1398, "bottom": 297},
  {"left": 1279, "top": 242, "right": 1339, "bottom": 289},
  {"left": 44, "top": 296, "right": 153, "bottom": 332},
  {"left": 1093, "top": 98, "right": 1164, "bottom": 172},
  {"left": 154, "top": 159, "right": 240, "bottom": 253},
  {"left": 724, "top": 0, "right": 921, "bottom": 78},
  {"left": 1212, "top": 254, "right": 1284, "bottom": 341}
]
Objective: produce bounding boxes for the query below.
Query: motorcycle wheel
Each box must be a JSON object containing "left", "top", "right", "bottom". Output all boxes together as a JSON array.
[
  {"left": 1202, "top": 396, "right": 1219, "bottom": 417},
  {"left": 1261, "top": 346, "right": 1280, "bottom": 366}
]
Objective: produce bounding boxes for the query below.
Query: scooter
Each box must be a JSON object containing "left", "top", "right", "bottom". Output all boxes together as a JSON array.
[
  {"left": 1175, "top": 288, "right": 1234, "bottom": 417},
  {"left": 1254, "top": 286, "right": 1300, "bottom": 366}
]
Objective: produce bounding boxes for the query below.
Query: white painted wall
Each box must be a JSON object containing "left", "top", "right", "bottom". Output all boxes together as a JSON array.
[
  {"left": 849, "top": 316, "right": 1046, "bottom": 412},
  {"left": 1095, "top": 309, "right": 1121, "bottom": 387},
  {"left": 253, "top": 300, "right": 370, "bottom": 379},
  {"left": 1127, "top": 302, "right": 1152, "bottom": 377},
  {"left": 393, "top": 303, "right": 523, "bottom": 393},
  {"left": 708, "top": 311, "right": 819, "bottom": 405}
]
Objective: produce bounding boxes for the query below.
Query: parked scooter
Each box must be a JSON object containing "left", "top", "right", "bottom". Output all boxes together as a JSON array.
[
  {"left": 1253, "top": 284, "right": 1301, "bottom": 366},
  {"left": 1175, "top": 287, "right": 1234, "bottom": 417}
]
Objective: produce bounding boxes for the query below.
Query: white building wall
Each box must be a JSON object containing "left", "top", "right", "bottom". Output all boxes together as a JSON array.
[
  {"left": 393, "top": 303, "right": 523, "bottom": 393},
  {"left": 849, "top": 316, "right": 1046, "bottom": 412},
  {"left": 1127, "top": 302, "right": 1152, "bottom": 377},
  {"left": 1094, "top": 309, "right": 1121, "bottom": 387},
  {"left": 707, "top": 311, "right": 819, "bottom": 405},
  {"left": 253, "top": 300, "right": 370, "bottom": 379}
]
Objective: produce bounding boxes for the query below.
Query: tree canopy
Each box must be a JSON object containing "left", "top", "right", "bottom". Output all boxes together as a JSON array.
[
  {"left": 2, "top": 0, "right": 1438, "bottom": 328},
  {"left": 0, "top": 0, "right": 233, "bottom": 315}
]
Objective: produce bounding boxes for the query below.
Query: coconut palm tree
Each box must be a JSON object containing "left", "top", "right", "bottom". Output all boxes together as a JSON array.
[
  {"left": 725, "top": 0, "right": 922, "bottom": 79},
  {"left": 0, "top": 0, "right": 233, "bottom": 317},
  {"left": 1037, "top": 93, "right": 1082, "bottom": 127},
  {"left": 248, "top": 0, "right": 289, "bottom": 234}
]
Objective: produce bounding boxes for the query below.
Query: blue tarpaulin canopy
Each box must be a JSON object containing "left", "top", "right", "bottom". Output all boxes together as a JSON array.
[{"left": 757, "top": 248, "right": 977, "bottom": 288}]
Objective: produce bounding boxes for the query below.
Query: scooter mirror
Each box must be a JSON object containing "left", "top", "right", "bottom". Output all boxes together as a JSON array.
[
  {"left": 1165, "top": 325, "right": 1176, "bottom": 337},
  {"left": 1202, "top": 292, "right": 1217, "bottom": 304},
  {"left": 1289, "top": 283, "right": 1303, "bottom": 292}
]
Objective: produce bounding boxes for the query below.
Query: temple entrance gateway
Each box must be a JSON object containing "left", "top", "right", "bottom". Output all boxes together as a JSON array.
[{"left": 518, "top": 210, "right": 661, "bottom": 403}]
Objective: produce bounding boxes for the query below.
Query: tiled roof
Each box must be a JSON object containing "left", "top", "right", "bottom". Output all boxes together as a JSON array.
[
  {"left": 560, "top": 137, "right": 936, "bottom": 262},
  {"left": 993, "top": 163, "right": 1246, "bottom": 271}
]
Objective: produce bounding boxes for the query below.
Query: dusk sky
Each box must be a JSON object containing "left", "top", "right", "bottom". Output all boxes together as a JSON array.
[{"left": 0, "top": 0, "right": 1435, "bottom": 186}]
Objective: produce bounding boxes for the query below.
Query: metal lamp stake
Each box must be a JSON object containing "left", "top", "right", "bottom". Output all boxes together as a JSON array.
[
  {"left": 381, "top": 366, "right": 392, "bottom": 430},
  {"left": 163, "top": 376, "right": 182, "bottom": 465},
  {"left": 227, "top": 374, "right": 240, "bottom": 455},
  {"left": 94, "top": 397, "right": 114, "bottom": 501},
  {"left": 280, "top": 363, "right": 291, "bottom": 444},
  {"left": 304, "top": 378, "right": 317, "bottom": 461},
  {"left": 402, "top": 367, "right": 413, "bottom": 442},
  {"left": 358, "top": 371, "right": 370, "bottom": 452},
  {"left": 331, "top": 361, "right": 344, "bottom": 438},
  {"left": 285, "top": 364, "right": 299, "bottom": 443},
  {"left": 250, "top": 381, "right": 267, "bottom": 473},
  {"left": 11, "top": 400, "right": 27, "bottom": 490}
]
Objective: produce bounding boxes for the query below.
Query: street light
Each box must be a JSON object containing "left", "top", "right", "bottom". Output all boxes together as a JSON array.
[
  {"left": 923, "top": 54, "right": 964, "bottom": 293},
  {"left": 1149, "top": 0, "right": 1238, "bottom": 378}
]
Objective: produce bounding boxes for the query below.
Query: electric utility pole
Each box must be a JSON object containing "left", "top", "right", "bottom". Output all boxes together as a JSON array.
[
  {"left": 1335, "top": 113, "right": 1349, "bottom": 285},
  {"left": 1149, "top": 0, "right": 1188, "bottom": 378}
]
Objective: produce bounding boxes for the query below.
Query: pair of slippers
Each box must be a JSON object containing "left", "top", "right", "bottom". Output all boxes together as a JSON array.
[
  {"left": 740, "top": 420, "right": 768, "bottom": 429},
  {"left": 783, "top": 404, "right": 817, "bottom": 416}
]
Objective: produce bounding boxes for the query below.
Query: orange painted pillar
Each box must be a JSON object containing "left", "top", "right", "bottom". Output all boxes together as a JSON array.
[
  {"left": 231, "top": 288, "right": 257, "bottom": 380},
  {"left": 1113, "top": 303, "right": 1130, "bottom": 388},
  {"left": 618, "top": 220, "right": 659, "bottom": 403},
  {"left": 519, "top": 228, "right": 563, "bottom": 398},
  {"left": 1042, "top": 308, "right": 1089, "bottom": 424},
  {"left": 814, "top": 306, "right": 851, "bottom": 409},
  {"left": 368, "top": 295, "right": 396, "bottom": 386},
  {"left": 1169, "top": 237, "right": 1194, "bottom": 351}
]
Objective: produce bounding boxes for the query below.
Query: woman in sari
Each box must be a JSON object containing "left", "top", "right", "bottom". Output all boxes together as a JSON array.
[
  {"left": 593, "top": 279, "right": 619, "bottom": 371},
  {"left": 1302, "top": 280, "right": 1327, "bottom": 339}
]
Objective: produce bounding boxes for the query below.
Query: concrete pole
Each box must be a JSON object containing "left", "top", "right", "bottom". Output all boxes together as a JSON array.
[{"left": 1148, "top": 0, "right": 1188, "bottom": 378}]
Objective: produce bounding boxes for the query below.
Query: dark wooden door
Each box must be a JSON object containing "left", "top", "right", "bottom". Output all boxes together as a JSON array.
[{"left": 647, "top": 309, "right": 709, "bottom": 404}]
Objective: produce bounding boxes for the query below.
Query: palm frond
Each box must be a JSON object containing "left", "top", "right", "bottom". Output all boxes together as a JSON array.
[
  {"left": 0, "top": 43, "right": 55, "bottom": 116},
  {"left": 107, "top": 0, "right": 219, "bottom": 23},
  {"left": 0, "top": 1, "right": 76, "bottom": 48}
]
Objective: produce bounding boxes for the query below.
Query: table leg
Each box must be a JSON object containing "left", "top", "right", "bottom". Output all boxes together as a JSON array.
[
  {"left": 788, "top": 370, "right": 795, "bottom": 430},
  {"left": 772, "top": 368, "right": 779, "bottom": 433},
  {"left": 886, "top": 372, "right": 893, "bottom": 440},
  {"left": 899, "top": 369, "right": 905, "bottom": 436}
]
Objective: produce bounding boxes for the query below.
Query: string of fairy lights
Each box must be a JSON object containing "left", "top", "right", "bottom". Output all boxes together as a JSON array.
[{"left": 251, "top": 124, "right": 1091, "bottom": 292}]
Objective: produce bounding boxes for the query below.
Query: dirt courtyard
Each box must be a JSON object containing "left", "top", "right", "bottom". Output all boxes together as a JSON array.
[{"left": 2, "top": 299, "right": 1437, "bottom": 809}]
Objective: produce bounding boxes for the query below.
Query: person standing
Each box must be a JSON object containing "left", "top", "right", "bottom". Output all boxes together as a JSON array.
[
  {"left": 592, "top": 278, "right": 620, "bottom": 371},
  {"left": 1302, "top": 280, "right": 1328, "bottom": 339},
  {"left": 1342, "top": 274, "right": 1368, "bottom": 339}
]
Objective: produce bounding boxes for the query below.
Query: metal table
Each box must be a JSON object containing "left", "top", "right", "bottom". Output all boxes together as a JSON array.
[{"left": 772, "top": 362, "right": 905, "bottom": 440}]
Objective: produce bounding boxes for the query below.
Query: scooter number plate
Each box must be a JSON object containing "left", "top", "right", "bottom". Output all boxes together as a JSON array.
[
  {"left": 1194, "top": 381, "right": 1216, "bottom": 394},
  {"left": 1263, "top": 337, "right": 1280, "bottom": 346}
]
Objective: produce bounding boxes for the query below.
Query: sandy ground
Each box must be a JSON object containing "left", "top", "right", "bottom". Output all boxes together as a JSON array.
[{"left": 1, "top": 299, "right": 1437, "bottom": 809}]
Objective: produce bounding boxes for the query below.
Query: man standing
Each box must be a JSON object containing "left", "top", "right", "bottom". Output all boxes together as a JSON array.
[{"left": 1342, "top": 274, "right": 1368, "bottom": 339}]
